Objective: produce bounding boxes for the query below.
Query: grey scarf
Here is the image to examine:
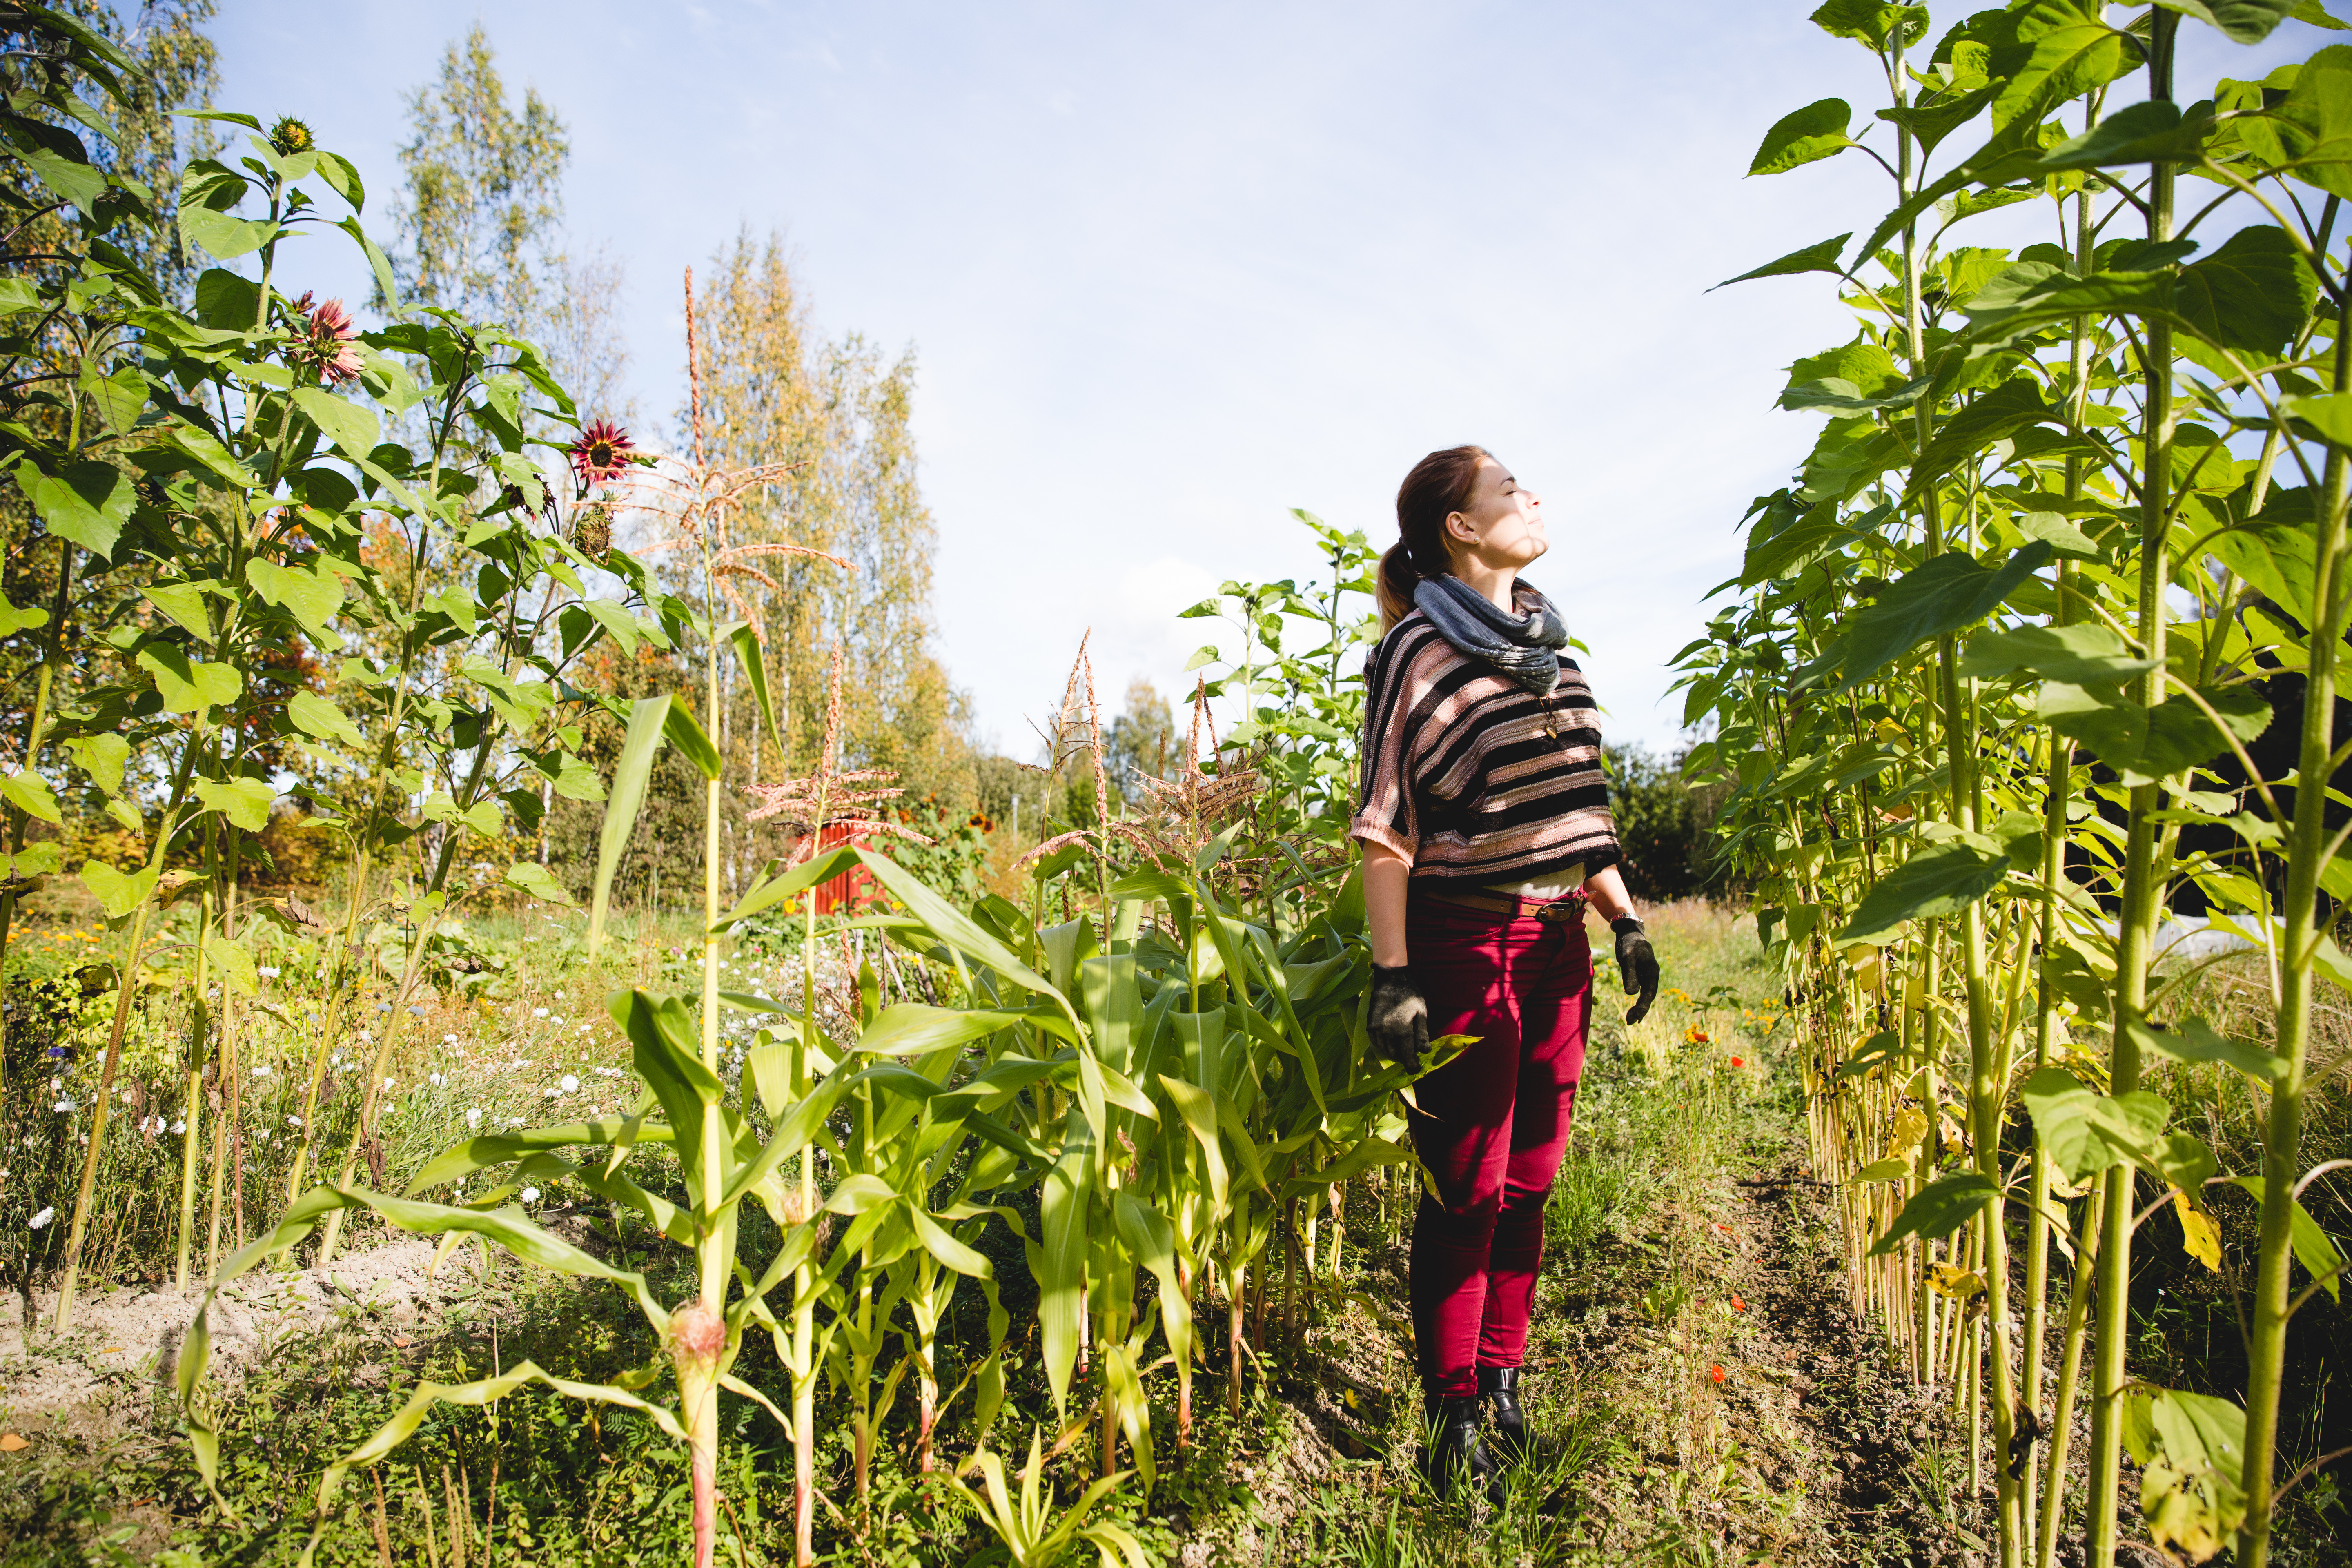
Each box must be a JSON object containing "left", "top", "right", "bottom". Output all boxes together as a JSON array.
[{"left": 1412, "top": 574, "right": 1569, "bottom": 696}]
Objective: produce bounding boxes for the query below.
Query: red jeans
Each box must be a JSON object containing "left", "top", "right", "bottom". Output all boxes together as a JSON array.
[{"left": 1404, "top": 889, "right": 1593, "bottom": 1396}]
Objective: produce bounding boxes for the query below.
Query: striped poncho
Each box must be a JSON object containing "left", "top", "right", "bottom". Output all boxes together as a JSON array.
[{"left": 1349, "top": 608, "right": 1621, "bottom": 883}]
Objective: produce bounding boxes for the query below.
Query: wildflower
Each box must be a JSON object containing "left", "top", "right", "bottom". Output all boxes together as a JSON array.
[
  {"left": 290, "top": 292, "right": 363, "bottom": 385},
  {"left": 171, "top": 1119, "right": 185, "bottom": 1134},
  {"left": 1708, "top": 1364, "right": 1726, "bottom": 1384},
  {"left": 286, "top": 1115, "right": 301, "bottom": 1129},
  {"left": 569, "top": 418, "right": 635, "bottom": 486},
  {"left": 383, "top": 1077, "right": 395, "bottom": 1091},
  {"left": 466, "top": 1108, "right": 482, "bottom": 1128},
  {"left": 559, "top": 1074, "right": 579, "bottom": 1093},
  {"left": 534, "top": 1007, "right": 549, "bottom": 1019},
  {"left": 520, "top": 1187, "right": 540, "bottom": 1204},
  {"left": 28, "top": 1206, "right": 53, "bottom": 1229},
  {"left": 252, "top": 1065, "right": 272, "bottom": 1078},
  {"left": 444, "top": 1033, "right": 459, "bottom": 1045},
  {"left": 1730, "top": 1056, "right": 1745, "bottom": 1069},
  {"left": 53, "top": 1099, "right": 74, "bottom": 1113},
  {"left": 1729, "top": 1294, "right": 1746, "bottom": 1312},
  {"left": 258, "top": 966, "right": 281, "bottom": 979},
  {"left": 267, "top": 115, "right": 314, "bottom": 156}
]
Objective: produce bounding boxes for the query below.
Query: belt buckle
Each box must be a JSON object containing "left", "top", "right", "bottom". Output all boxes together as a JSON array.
[{"left": 1535, "top": 898, "right": 1580, "bottom": 924}]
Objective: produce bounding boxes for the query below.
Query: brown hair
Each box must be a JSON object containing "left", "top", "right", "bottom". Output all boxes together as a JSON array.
[{"left": 1377, "top": 444, "right": 1490, "bottom": 629}]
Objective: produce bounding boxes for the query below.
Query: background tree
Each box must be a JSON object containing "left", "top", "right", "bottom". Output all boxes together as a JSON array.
[
  {"left": 382, "top": 26, "right": 630, "bottom": 422},
  {"left": 674, "top": 232, "right": 972, "bottom": 888},
  {"left": 1104, "top": 677, "right": 1174, "bottom": 806},
  {"left": 381, "top": 25, "right": 566, "bottom": 332}
]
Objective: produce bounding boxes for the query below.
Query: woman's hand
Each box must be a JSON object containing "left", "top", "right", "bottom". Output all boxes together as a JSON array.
[
  {"left": 1610, "top": 917, "right": 1659, "bottom": 1025},
  {"left": 1368, "top": 964, "right": 1430, "bottom": 1068},
  {"left": 1581, "top": 864, "right": 1658, "bottom": 1023}
]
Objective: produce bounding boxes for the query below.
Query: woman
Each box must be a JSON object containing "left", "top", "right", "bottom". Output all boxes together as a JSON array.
[{"left": 1351, "top": 444, "right": 1659, "bottom": 1499}]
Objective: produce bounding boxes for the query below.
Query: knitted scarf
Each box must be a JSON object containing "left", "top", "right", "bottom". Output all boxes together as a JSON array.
[{"left": 1412, "top": 574, "right": 1568, "bottom": 696}]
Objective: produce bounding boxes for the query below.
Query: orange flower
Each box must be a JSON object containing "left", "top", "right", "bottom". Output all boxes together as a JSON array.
[
  {"left": 1708, "top": 1364, "right": 1726, "bottom": 1383},
  {"left": 1729, "top": 1294, "right": 1746, "bottom": 1312},
  {"left": 1730, "top": 1055, "right": 1745, "bottom": 1068}
]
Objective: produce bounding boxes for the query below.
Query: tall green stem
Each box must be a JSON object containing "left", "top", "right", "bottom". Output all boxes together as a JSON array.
[
  {"left": 2235, "top": 227, "right": 2352, "bottom": 1568},
  {"left": 174, "top": 819, "right": 218, "bottom": 1294},
  {"left": 2088, "top": 20, "right": 2177, "bottom": 1566}
]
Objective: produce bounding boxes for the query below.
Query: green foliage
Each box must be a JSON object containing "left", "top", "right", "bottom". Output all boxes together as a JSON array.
[
  {"left": 1606, "top": 744, "right": 1729, "bottom": 902},
  {"left": 1688, "top": 7, "right": 2352, "bottom": 1564}
]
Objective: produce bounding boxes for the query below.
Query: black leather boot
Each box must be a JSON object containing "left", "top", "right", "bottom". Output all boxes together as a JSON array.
[
  {"left": 1479, "top": 1366, "right": 1530, "bottom": 1466},
  {"left": 1420, "top": 1388, "right": 1505, "bottom": 1505}
]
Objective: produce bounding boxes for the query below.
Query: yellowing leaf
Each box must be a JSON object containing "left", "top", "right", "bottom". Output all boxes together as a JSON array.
[
  {"left": 2174, "top": 1191, "right": 2222, "bottom": 1272},
  {"left": 1927, "top": 1263, "right": 1986, "bottom": 1300}
]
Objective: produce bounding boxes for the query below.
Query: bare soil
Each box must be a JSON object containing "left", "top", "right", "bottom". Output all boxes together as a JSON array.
[{"left": 1, "top": 1233, "right": 479, "bottom": 1432}]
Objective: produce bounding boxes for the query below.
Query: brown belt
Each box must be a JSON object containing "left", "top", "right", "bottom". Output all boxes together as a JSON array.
[{"left": 1417, "top": 884, "right": 1589, "bottom": 924}]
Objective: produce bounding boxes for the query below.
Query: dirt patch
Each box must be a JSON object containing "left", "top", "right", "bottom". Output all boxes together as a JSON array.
[
  {"left": 1719, "top": 1161, "right": 1997, "bottom": 1566},
  {"left": 0, "top": 1232, "right": 488, "bottom": 1427}
]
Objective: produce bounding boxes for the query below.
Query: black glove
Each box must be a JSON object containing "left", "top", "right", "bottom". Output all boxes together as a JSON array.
[
  {"left": 1368, "top": 963, "right": 1430, "bottom": 1069},
  {"left": 1612, "top": 917, "right": 1659, "bottom": 1025}
]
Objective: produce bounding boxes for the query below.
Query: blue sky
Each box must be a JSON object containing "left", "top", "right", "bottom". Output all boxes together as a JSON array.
[{"left": 210, "top": 3, "right": 2319, "bottom": 755}]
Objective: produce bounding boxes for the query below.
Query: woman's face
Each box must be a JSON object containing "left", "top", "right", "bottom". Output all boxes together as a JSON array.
[{"left": 1444, "top": 457, "right": 1547, "bottom": 573}]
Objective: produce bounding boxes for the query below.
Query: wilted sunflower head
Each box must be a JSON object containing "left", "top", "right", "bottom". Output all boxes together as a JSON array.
[
  {"left": 268, "top": 116, "right": 315, "bottom": 157},
  {"left": 570, "top": 417, "right": 635, "bottom": 486},
  {"left": 572, "top": 504, "right": 612, "bottom": 561}
]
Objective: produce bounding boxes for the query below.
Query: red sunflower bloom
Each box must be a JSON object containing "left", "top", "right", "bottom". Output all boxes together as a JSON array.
[{"left": 571, "top": 418, "right": 635, "bottom": 486}]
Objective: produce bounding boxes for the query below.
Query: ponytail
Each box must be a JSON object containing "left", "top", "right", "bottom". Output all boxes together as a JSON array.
[
  {"left": 1379, "top": 444, "right": 1490, "bottom": 631},
  {"left": 1376, "top": 541, "right": 1422, "bottom": 629}
]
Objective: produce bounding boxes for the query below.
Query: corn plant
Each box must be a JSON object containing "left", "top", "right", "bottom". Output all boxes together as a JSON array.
[{"left": 1686, "top": 6, "right": 2352, "bottom": 1566}]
